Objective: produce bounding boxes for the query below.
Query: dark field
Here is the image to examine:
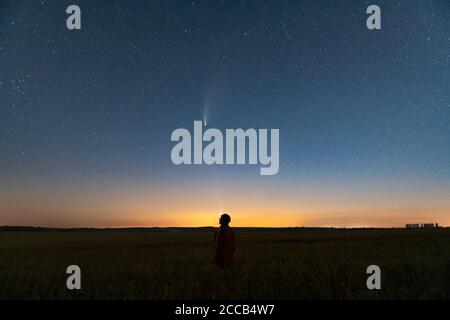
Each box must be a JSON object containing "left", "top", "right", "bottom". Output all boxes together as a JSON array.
[{"left": 1, "top": 228, "right": 450, "bottom": 299}]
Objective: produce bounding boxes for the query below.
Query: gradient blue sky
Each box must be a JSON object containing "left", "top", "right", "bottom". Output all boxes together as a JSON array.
[{"left": 1, "top": 0, "right": 449, "bottom": 227}]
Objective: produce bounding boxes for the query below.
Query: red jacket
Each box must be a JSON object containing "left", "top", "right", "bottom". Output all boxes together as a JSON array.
[{"left": 214, "top": 226, "right": 236, "bottom": 267}]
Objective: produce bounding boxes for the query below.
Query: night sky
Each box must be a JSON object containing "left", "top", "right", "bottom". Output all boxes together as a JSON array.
[{"left": 1, "top": 0, "right": 449, "bottom": 227}]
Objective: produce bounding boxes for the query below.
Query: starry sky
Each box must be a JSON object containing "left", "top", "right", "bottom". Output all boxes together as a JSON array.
[{"left": 0, "top": 0, "right": 449, "bottom": 227}]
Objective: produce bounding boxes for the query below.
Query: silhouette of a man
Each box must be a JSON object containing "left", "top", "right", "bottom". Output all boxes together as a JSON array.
[{"left": 214, "top": 213, "right": 235, "bottom": 268}]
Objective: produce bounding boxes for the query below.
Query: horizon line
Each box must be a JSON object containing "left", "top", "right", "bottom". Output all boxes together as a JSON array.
[{"left": 0, "top": 225, "right": 446, "bottom": 230}]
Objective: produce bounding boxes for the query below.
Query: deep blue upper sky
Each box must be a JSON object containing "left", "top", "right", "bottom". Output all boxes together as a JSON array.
[{"left": 0, "top": 1, "right": 449, "bottom": 217}]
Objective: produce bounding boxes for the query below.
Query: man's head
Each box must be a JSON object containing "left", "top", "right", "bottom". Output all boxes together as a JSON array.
[{"left": 219, "top": 213, "right": 231, "bottom": 226}]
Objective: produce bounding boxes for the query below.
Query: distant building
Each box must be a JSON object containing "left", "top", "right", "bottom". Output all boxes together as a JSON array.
[
  {"left": 406, "top": 223, "right": 438, "bottom": 228},
  {"left": 422, "top": 223, "right": 438, "bottom": 228}
]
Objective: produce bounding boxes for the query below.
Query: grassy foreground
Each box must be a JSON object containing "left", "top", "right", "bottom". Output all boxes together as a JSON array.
[{"left": 1, "top": 228, "right": 450, "bottom": 299}]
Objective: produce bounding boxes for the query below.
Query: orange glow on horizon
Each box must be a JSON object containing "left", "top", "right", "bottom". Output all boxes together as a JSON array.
[{"left": 1, "top": 180, "right": 449, "bottom": 228}]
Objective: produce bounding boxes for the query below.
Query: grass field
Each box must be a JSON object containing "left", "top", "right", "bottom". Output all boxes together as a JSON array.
[{"left": 1, "top": 228, "right": 450, "bottom": 299}]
